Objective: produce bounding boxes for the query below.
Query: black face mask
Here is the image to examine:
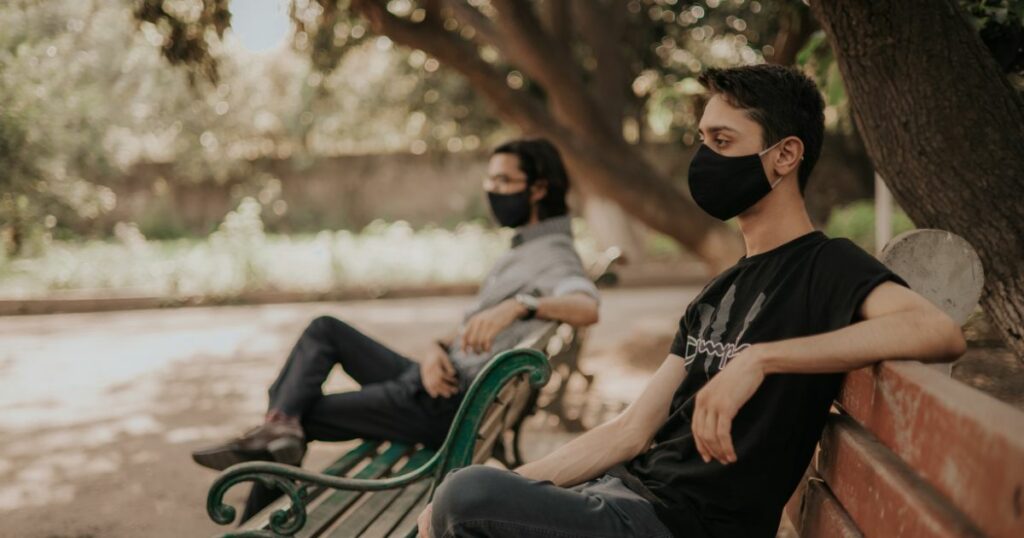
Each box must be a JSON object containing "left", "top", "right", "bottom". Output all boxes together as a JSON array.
[
  {"left": 687, "top": 141, "right": 783, "bottom": 221},
  {"left": 487, "top": 190, "right": 532, "bottom": 228}
]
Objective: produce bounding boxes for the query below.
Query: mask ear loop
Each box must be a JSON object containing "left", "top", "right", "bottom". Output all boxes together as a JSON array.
[
  {"left": 760, "top": 138, "right": 805, "bottom": 189},
  {"left": 760, "top": 139, "right": 786, "bottom": 189},
  {"left": 757, "top": 139, "right": 785, "bottom": 157}
]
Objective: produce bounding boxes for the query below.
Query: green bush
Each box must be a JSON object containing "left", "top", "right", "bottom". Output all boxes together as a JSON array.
[{"left": 824, "top": 200, "right": 916, "bottom": 252}]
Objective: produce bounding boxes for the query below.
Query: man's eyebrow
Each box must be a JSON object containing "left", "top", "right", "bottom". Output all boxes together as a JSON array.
[{"left": 700, "top": 125, "right": 738, "bottom": 135}]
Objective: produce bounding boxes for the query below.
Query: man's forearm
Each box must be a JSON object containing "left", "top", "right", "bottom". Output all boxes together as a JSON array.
[
  {"left": 515, "top": 416, "right": 643, "bottom": 487},
  {"left": 531, "top": 293, "right": 599, "bottom": 327},
  {"left": 753, "top": 310, "right": 965, "bottom": 375}
]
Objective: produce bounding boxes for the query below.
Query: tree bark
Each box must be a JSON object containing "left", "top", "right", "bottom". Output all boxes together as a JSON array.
[
  {"left": 769, "top": 3, "right": 817, "bottom": 66},
  {"left": 810, "top": 0, "right": 1024, "bottom": 359},
  {"left": 569, "top": 0, "right": 646, "bottom": 262},
  {"left": 353, "top": 0, "right": 743, "bottom": 272}
]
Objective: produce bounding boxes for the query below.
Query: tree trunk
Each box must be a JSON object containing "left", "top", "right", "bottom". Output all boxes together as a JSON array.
[
  {"left": 810, "top": 0, "right": 1024, "bottom": 359},
  {"left": 569, "top": 0, "right": 646, "bottom": 263}
]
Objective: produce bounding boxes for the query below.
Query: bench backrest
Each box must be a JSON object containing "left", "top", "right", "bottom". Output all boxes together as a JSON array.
[
  {"left": 471, "top": 323, "right": 558, "bottom": 463},
  {"left": 462, "top": 246, "right": 624, "bottom": 466},
  {"left": 786, "top": 230, "right": 1024, "bottom": 538}
]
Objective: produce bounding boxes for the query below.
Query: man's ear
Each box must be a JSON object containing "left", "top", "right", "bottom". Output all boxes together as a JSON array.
[
  {"left": 771, "top": 136, "right": 804, "bottom": 181},
  {"left": 530, "top": 179, "right": 548, "bottom": 204}
]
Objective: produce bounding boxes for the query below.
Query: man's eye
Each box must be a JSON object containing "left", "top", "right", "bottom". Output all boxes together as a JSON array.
[{"left": 713, "top": 138, "right": 728, "bottom": 148}]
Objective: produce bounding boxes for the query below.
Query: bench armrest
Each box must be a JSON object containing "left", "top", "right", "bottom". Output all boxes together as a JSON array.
[{"left": 205, "top": 347, "right": 551, "bottom": 534}]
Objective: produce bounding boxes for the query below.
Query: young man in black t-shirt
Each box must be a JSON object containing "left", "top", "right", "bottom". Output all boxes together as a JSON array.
[{"left": 417, "top": 65, "right": 967, "bottom": 538}]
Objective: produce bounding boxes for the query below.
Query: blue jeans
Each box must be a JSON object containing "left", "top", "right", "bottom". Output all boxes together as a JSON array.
[{"left": 431, "top": 465, "right": 673, "bottom": 538}]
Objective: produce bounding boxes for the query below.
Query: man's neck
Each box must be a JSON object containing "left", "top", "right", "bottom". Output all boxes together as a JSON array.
[
  {"left": 512, "top": 214, "right": 572, "bottom": 247},
  {"left": 736, "top": 188, "right": 815, "bottom": 258}
]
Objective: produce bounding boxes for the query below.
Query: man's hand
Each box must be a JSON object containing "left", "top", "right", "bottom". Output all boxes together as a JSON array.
[
  {"left": 420, "top": 344, "right": 458, "bottom": 399},
  {"left": 691, "top": 346, "right": 766, "bottom": 465},
  {"left": 416, "top": 502, "right": 433, "bottom": 538},
  {"left": 461, "top": 298, "right": 525, "bottom": 354}
]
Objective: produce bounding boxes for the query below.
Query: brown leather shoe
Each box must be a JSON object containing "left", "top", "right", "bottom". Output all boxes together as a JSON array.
[{"left": 191, "top": 422, "right": 305, "bottom": 471}]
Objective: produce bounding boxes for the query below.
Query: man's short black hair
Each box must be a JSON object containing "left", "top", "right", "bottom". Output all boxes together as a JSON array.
[
  {"left": 492, "top": 138, "right": 570, "bottom": 219},
  {"left": 698, "top": 64, "right": 825, "bottom": 193}
]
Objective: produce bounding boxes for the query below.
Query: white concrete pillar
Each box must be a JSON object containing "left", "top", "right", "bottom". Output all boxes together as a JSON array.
[{"left": 874, "top": 173, "right": 893, "bottom": 256}]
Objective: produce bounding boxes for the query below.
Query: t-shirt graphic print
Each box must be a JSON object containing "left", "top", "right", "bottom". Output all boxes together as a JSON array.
[
  {"left": 613, "top": 231, "right": 907, "bottom": 538},
  {"left": 684, "top": 284, "right": 765, "bottom": 379}
]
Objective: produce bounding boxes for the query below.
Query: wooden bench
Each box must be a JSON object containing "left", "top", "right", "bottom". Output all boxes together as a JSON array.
[
  {"left": 203, "top": 247, "right": 621, "bottom": 536},
  {"left": 784, "top": 230, "right": 1024, "bottom": 538},
  {"left": 533, "top": 247, "right": 624, "bottom": 430},
  {"left": 487, "top": 246, "right": 625, "bottom": 468},
  {"left": 784, "top": 359, "right": 1024, "bottom": 537},
  {"left": 205, "top": 322, "right": 557, "bottom": 537}
]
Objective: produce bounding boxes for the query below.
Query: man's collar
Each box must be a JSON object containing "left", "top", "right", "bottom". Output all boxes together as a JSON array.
[{"left": 511, "top": 215, "right": 572, "bottom": 248}]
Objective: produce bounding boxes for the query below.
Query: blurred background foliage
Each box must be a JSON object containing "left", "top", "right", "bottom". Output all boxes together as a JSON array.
[{"left": 0, "top": 0, "right": 1018, "bottom": 297}]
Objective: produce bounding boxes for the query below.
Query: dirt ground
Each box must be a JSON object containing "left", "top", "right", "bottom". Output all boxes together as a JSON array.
[
  {"left": 1, "top": 286, "right": 1020, "bottom": 538},
  {"left": 0, "top": 287, "right": 693, "bottom": 538}
]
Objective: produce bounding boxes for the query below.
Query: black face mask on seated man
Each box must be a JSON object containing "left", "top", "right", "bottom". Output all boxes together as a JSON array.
[
  {"left": 487, "top": 189, "right": 532, "bottom": 228},
  {"left": 687, "top": 139, "right": 784, "bottom": 221}
]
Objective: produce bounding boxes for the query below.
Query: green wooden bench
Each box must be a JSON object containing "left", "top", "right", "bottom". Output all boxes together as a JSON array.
[
  {"left": 205, "top": 247, "right": 622, "bottom": 536},
  {"left": 531, "top": 247, "right": 624, "bottom": 433},
  {"left": 487, "top": 246, "right": 624, "bottom": 468},
  {"left": 205, "top": 323, "right": 557, "bottom": 537}
]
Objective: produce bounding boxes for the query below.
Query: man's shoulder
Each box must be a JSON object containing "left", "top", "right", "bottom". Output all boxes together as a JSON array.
[
  {"left": 810, "top": 236, "right": 878, "bottom": 270},
  {"left": 517, "top": 233, "right": 582, "bottom": 262}
]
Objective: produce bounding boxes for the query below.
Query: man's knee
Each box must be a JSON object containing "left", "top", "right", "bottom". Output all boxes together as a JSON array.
[
  {"left": 305, "top": 315, "right": 349, "bottom": 338},
  {"left": 431, "top": 465, "right": 513, "bottom": 531}
]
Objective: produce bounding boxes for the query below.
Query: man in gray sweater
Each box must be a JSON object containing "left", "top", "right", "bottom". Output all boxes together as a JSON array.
[{"left": 190, "top": 138, "right": 600, "bottom": 521}]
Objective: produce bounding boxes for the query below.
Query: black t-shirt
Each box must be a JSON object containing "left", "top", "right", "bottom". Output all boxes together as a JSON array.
[{"left": 611, "top": 231, "right": 907, "bottom": 538}]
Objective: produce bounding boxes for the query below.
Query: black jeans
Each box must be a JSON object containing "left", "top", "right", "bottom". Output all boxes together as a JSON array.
[
  {"left": 430, "top": 466, "right": 673, "bottom": 538},
  {"left": 243, "top": 315, "right": 462, "bottom": 522}
]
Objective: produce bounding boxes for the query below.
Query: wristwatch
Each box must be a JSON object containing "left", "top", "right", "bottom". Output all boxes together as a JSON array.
[{"left": 514, "top": 293, "right": 540, "bottom": 320}]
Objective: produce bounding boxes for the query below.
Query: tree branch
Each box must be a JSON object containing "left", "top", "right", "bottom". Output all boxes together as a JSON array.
[
  {"left": 540, "top": 0, "right": 573, "bottom": 56},
  {"left": 574, "top": 0, "right": 631, "bottom": 124},
  {"left": 441, "top": 0, "right": 504, "bottom": 51},
  {"left": 351, "top": 0, "right": 548, "bottom": 130},
  {"left": 488, "top": 0, "right": 619, "bottom": 142},
  {"left": 769, "top": 3, "right": 817, "bottom": 66}
]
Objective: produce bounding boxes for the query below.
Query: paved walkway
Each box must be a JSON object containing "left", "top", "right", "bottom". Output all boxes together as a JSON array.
[{"left": 0, "top": 286, "right": 695, "bottom": 538}]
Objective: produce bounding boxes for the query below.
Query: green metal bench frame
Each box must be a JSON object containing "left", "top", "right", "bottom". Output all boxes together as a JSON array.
[
  {"left": 205, "top": 341, "right": 552, "bottom": 537},
  {"left": 204, "top": 248, "right": 622, "bottom": 536}
]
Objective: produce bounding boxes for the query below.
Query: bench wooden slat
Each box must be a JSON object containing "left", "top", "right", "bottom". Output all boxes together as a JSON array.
[
  {"left": 472, "top": 379, "right": 519, "bottom": 462},
  {"left": 818, "top": 414, "right": 984, "bottom": 538},
  {"left": 838, "top": 360, "right": 1024, "bottom": 538},
  {"left": 784, "top": 465, "right": 812, "bottom": 534},
  {"left": 387, "top": 489, "right": 430, "bottom": 538},
  {"left": 799, "top": 479, "right": 862, "bottom": 538},
  {"left": 321, "top": 441, "right": 382, "bottom": 477},
  {"left": 304, "top": 441, "right": 382, "bottom": 500},
  {"left": 353, "top": 477, "right": 432, "bottom": 537},
  {"left": 243, "top": 441, "right": 382, "bottom": 530},
  {"left": 327, "top": 448, "right": 434, "bottom": 537},
  {"left": 495, "top": 375, "right": 520, "bottom": 404},
  {"left": 502, "top": 378, "right": 532, "bottom": 430},
  {"left": 295, "top": 443, "right": 411, "bottom": 537}
]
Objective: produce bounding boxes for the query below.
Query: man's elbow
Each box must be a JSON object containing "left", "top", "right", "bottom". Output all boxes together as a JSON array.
[
  {"left": 944, "top": 320, "right": 968, "bottom": 361},
  {"left": 581, "top": 299, "right": 600, "bottom": 326},
  {"left": 925, "top": 310, "right": 967, "bottom": 362},
  {"left": 563, "top": 294, "right": 599, "bottom": 327}
]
